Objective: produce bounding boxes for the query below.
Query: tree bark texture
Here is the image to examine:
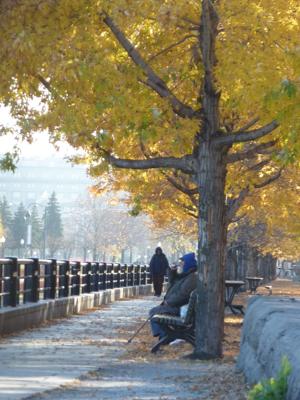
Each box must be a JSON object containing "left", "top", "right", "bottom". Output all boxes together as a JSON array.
[{"left": 195, "top": 142, "right": 228, "bottom": 358}]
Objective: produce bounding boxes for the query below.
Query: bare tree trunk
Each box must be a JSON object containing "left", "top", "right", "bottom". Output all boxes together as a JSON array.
[
  {"left": 121, "top": 249, "right": 126, "bottom": 264},
  {"left": 226, "top": 246, "right": 238, "bottom": 280},
  {"left": 245, "top": 246, "right": 258, "bottom": 276},
  {"left": 195, "top": 144, "right": 228, "bottom": 359}
]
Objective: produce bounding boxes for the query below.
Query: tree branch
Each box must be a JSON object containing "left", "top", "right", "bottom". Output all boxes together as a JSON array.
[
  {"left": 226, "top": 188, "right": 249, "bottom": 224},
  {"left": 226, "top": 166, "right": 283, "bottom": 224},
  {"left": 174, "top": 199, "right": 198, "bottom": 219},
  {"left": 226, "top": 140, "right": 278, "bottom": 163},
  {"left": 231, "top": 213, "right": 246, "bottom": 224},
  {"left": 161, "top": 171, "right": 198, "bottom": 196},
  {"left": 236, "top": 117, "right": 259, "bottom": 132},
  {"left": 247, "top": 158, "right": 270, "bottom": 172},
  {"left": 215, "top": 120, "right": 279, "bottom": 146},
  {"left": 102, "top": 13, "right": 200, "bottom": 119},
  {"left": 36, "top": 74, "right": 53, "bottom": 93},
  {"left": 139, "top": 140, "right": 198, "bottom": 191},
  {"left": 148, "top": 34, "right": 196, "bottom": 61},
  {"left": 254, "top": 168, "right": 283, "bottom": 189},
  {"left": 105, "top": 153, "right": 195, "bottom": 174}
]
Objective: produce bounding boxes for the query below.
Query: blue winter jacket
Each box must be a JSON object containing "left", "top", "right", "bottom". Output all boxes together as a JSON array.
[{"left": 180, "top": 252, "right": 197, "bottom": 273}]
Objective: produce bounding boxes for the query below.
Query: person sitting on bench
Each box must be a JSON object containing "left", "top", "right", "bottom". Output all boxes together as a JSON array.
[{"left": 149, "top": 252, "right": 197, "bottom": 344}]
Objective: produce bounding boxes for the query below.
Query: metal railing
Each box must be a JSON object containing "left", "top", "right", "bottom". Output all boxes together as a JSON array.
[{"left": 0, "top": 258, "right": 151, "bottom": 308}]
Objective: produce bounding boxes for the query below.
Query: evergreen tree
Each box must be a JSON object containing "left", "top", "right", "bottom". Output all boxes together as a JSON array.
[
  {"left": 0, "top": 196, "right": 13, "bottom": 247},
  {"left": 29, "top": 204, "right": 43, "bottom": 251},
  {"left": 44, "top": 192, "right": 63, "bottom": 257},
  {"left": 11, "top": 203, "right": 27, "bottom": 250}
]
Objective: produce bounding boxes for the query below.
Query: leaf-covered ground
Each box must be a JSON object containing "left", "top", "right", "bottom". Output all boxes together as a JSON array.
[
  {"left": 5, "top": 279, "right": 299, "bottom": 400},
  {"left": 119, "top": 294, "right": 249, "bottom": 399},
  {"left": 119, "top": 279, "right": 300, "bottom": 399}
]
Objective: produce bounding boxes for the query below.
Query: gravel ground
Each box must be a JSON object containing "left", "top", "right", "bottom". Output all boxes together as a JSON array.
[{"left": 0, "top": 294, "right": 248, "bottom": 400}]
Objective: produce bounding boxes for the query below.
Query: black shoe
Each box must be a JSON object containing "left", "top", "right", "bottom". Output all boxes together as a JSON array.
[{"left": 159, "top": 336, "right": 173, "bottom": 345}]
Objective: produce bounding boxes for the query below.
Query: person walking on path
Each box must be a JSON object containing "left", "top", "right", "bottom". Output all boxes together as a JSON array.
[
  {"left": 149, "top": 247, "right": 170, "bottom": 296},
  {"left": 149, "top": 252, "right": 197, "bottom": 342}
]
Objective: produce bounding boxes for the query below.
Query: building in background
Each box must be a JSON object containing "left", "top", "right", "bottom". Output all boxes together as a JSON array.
[{"left": 0, "top": 157, "right": 92, "bottom": 210}]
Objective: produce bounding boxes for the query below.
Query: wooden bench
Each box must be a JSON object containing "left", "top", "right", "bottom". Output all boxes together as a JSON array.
[{"left": 150, "top": 290, "right": 197, "bottom": 354}]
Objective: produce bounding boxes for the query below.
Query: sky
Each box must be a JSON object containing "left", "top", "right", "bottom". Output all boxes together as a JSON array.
[
  {"left": 0, "top": 105, "right": 75, "bottom": 159},
  {"left": 0, "top": 132, "right": 74, "bottom": 159}
]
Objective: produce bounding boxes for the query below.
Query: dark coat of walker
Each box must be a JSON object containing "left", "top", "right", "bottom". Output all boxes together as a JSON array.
[
  {"left": 149, "top": 252, "right": 197, "bottom": 341},
  {"left": 149, "top": 247, "right": 169, "bottom": 296}
]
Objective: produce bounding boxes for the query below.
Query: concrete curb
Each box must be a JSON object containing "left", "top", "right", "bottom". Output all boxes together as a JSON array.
[{"left": 0, "top": 284, "right": 153, "bottom": 335}]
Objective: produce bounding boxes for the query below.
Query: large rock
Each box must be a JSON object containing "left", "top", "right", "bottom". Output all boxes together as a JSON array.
[{"left": 237, "top": 296, "right": 300, "bottom": 400}]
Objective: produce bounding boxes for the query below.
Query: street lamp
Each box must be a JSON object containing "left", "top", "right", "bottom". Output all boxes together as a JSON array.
[
  {"left": 43, "top": 208, "right": 47, "bottom": 259},
  {"left": 25, "top": 211, "right": 32, "bottom": 257},
  {"left": 0, "top": 236, "right": 6, "bottom": 258},
  {"left": 146, "top": 245, "right": 151, "bottom": 263},
  {"left": 25, "top": 202, "right": 46, "bottom": 259}
]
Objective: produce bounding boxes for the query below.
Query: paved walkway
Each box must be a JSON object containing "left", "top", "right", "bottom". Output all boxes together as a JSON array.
[{"left": 0, "top": 295, "right": 245, "bottom": 400}]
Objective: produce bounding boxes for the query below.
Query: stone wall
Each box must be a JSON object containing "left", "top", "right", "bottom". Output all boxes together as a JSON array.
[{"left": 237, "top": 296, "right": 300, "bottom": 400}]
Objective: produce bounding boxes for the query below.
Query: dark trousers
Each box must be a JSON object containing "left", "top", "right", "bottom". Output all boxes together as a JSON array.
[
  {"left": 149, "top": 304, "right": 179, "bottom": 338},
  {"left": 152, "top": 274, "right": 165, "bottom": 296}
]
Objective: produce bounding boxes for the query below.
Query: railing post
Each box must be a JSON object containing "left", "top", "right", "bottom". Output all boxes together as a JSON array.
[
  {"left": 86, "top": 262, "right": 92, "bottom": 293},
  {"left": 9, "top": 257, "right": 18, "bottom": 307},
  {"left": 116, "top": 264, "right": 121, "bottom": 288},
  {"left": 0, "top": 262, "right": 2, "bottom": 308},
  {"left": 141, "top": 264, "right": 146, "bottom": 285},
  {"left": 146, "top": 265, "right": 151, "bottom": 284},
  {"left": 124, "top": 264, "right": 128, "bottom": 287},
  {"left": 129, "top": 264, "right": 134, "bottom": 286},
  {"left": 110, "top": 264, "right": 114, "bottom": 289},
  {"left": 31, "top": 258, "right": 40, "bottom": 303},
  {"left": 94, "top": 262, "right": 100, "bottom": 291},
  {"left": 102, "top": 263, "right": 107, "bottom": 290},
  {"left": 64, "top": 260, "right": 70, "bottom": 297},
  {"left": 50, "top": 259, "right": 57, "bottom": 299},
  {"left": 136, "top": 265, "right": 141, "bottom": 286},
  {"left": 77, "top": 261, "right": 82, "bottom": 296}
]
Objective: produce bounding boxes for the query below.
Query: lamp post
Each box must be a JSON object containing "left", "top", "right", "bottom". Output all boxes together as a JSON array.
[
  {"left": 25, "top": 211, "right": 32, "bottom": 257},
  {"left": 25, "top": 202, "right": 46, "bottom": 259},
  {"left": 43, "top": 208, "right": 47, "bottom": 259},
  {"left": 146, "top": 245, "right": 151, "bottom": 263},
  {"left": 0, "top": 236, "right": 5, "bottom": 257}
]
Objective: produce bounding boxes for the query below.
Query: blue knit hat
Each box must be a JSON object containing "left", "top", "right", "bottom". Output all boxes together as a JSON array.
[{"left": 180, "top": 252, "right": 197, "bottom": 273}]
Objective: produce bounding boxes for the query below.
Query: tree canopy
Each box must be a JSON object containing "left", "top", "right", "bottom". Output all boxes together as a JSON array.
[
  {"left": 1, "top": 0, "right": 299, "bottom": 248},
  {"left": 0, "top": 1, "right": 299, "bottom": 160}
]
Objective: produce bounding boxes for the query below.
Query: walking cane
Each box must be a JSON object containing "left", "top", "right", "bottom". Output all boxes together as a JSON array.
[{"left": 127, "top": 316, "right": 152, "bottom": 343}]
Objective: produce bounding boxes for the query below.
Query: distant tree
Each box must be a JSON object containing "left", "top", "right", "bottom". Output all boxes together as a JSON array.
[
  {"left": 63, "top": 194, "right": 153, "bottom": 262},
  {"left": 29, "top": 204, "right": 43, "bottom": 251},
  {"left": 44, "top": 192, "right": 63, "bottom": 257},
  {"left": 11, "top": 203, "right": 27, "bottom": 250},
  {"left": 0, "top": 196, "right": 13, "bottom": 248}
]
